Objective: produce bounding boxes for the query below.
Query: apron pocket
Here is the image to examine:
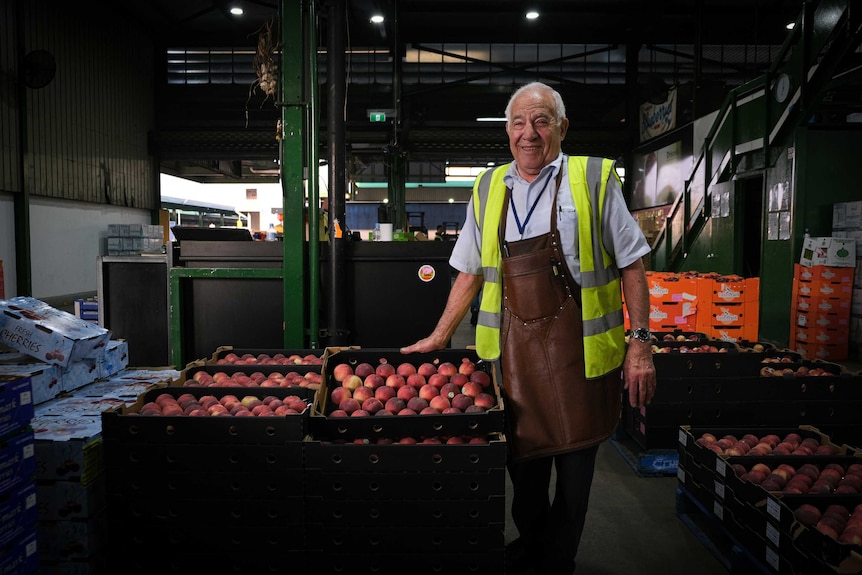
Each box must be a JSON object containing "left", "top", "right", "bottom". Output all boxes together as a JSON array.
[{"left": 503, "top": 261, "right": 570, "bottom": 321}]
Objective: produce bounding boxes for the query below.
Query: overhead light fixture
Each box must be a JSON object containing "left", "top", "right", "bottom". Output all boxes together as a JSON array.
[
  {"left": 370, "top": 14, "right": 384, "bottom": 24},
  {"left": 525, "top": 10, "right": 539, "bottom": 20},
  {"left": 476, "top": 117, "right": 507, "bottom": 122},
  {"left": 230, "top": 6, "right": 243, "bottom": 16},
  {"left": 786, "top": 22, "right": 795, "bottom": 30}
]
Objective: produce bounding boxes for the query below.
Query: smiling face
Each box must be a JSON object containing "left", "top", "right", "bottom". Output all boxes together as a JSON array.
[{"left": 505, "top": 85, "right": 569, "bottom": 182}]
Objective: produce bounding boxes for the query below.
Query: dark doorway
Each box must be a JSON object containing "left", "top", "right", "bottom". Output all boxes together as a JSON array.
[{"left": 739, "top": 175, "right": 764, "bottom": 278}]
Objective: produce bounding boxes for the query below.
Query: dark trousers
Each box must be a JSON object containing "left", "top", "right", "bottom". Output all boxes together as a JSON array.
[{"left": 507, "top": 444, "right": 600, "bottom": 574}]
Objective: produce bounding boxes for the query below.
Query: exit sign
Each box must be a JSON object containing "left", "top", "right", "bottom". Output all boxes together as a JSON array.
[{"left": 367, "top": 108, "right": 396, "bottom": 123}]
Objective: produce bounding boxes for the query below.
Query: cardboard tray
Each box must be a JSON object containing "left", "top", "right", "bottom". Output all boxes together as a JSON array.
[
  {"left": 311, "top": 348, "right": 505, "bottom": 440},
  {"left": 101, "top": 386, "right": 316, "bottom": 445}
]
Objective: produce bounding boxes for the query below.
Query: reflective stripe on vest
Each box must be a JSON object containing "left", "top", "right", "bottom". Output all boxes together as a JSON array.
[{"left": 473, "top": 157, "right": 625, "bottom": 378}]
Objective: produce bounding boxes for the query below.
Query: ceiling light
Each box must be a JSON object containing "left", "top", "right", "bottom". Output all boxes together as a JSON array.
[
  {"left": 786, "top": 22, "right": 795, "bottom": 30},
  {"left": 370, "top": 14, "right": 384, "bottom": 24},
  {"left": 476, "top": 117, "right": 507, "bottom": 122},
  {"left": 230, "top": 6, "right": 243, "bottom": 16},
  {"left": 525, "top": 11, "right": 539, "bottom": 20}
]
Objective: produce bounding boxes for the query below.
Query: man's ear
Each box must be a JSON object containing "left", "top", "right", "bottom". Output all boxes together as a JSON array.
[{"left": 560, "top": 118, "right": 570, "bottom": 140}]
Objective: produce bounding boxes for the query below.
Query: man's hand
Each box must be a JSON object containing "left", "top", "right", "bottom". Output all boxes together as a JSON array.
[{"left": 622, "top": 341, "right": 656, "bottom": 408}]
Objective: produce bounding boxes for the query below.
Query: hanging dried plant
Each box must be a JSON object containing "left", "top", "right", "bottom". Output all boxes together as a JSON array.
[{"left": 251, "top": 18, "right": 279, "bottom": 103}]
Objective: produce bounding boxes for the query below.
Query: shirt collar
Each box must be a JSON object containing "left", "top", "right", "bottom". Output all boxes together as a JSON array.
[{"left": 504, "top": 152, "right": 565, "bottom": 188}]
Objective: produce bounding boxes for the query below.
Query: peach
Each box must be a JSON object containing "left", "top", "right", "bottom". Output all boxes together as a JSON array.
[
  {"left": 352, "top": 386, "right": 374, "bottom": 403},
  {"left": 376, "top": 362, "right": 396, "bottom": 378},
  {"left": 451, "top": 393, "right": 473, "bottom": 411},
  {"left": 397, "top": 385, "right": 418, "bottom": 401},
  {"left": 396, "top": 362, "right": 417, "bottom": 377},
  {"left": 343, "top": 374, "right": 363, "bottom": 392},
  {"left": 363, "top": 374, "right": 385, "bottom": 390},
  {"left": 474, "top": 392, "right": 495, "bottom": 409},
  {"left": 338, "top": 398, "right": 361, "bottom": 414},
  {"left": 417, "top": 363, "right": 437, "bottom": 378},
  {"left": 449, "top": 373, "right": 469, "bottom": 387},
  {"left": 437, "top": 362, "right": 458, "bottom": 377},
  {"left": 793, "top": 504, "right": 821, "bottom": 527},
  {"left": 459, "top": 359, "right": 476, "bottom": 375},
  {"left": 419, "top": 384, "right": 440, "bottom": 401},
  {"left": 406, "top": 374, "right": 426, "bottom": 389},
  {"left": 429, "top": 395, "right": 451, "bottom": 412},
  {"left": 384, "top": 397, "right": 406, "bottom": 414},
  {"left": 374, "top": 386, "right": 396, "bottom": 402},
  {"left": 428, "top": 373, "right": 448, "bottom": 389},
  {"left": 440, "top": 383, "right": 461, "bottom": 400},
  {"left": 354, "top": 362, "right": 376, "bottom": 379},
  {"left": 470, "top": 370, "right": 492, "bottom": 388},
  {"left": 406, "top": 397, "right": 428, "bottom": 412},
  {"left": 330, "top": 386, "right": 352, "bottom": 406},
  {"left": 397, "top": 408, "right": 417, "bottom": 416},
  {"left": 461, "top": 381, "right": 483, "bottom": 399},
  {"left": 332, "top": 363, "right": 353, "bottom": 382},
  {"left": 362, "top": 397, "right": 383, "bottom": 415},
  {"left": 385, "top": 374, "right": 406, "bottom": 389}
]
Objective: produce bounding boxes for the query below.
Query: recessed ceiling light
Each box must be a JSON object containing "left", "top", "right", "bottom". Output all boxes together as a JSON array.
[
  {"left": 230, "top": 6, "right": 243, "bottom": 16},
  {"left": 786, "top": 22, "right": 795, "bottom": 30},
  {"left": 526, "top": 11, "right": 539, "bottom": 20},
  {"left": 370, "top": 14, "right": 384, "bottom": 24}
]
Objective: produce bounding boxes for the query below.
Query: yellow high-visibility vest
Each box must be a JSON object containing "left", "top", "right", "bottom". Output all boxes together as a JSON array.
[{"left": 473, "top": 156, "right": 625, "bottom": 379}]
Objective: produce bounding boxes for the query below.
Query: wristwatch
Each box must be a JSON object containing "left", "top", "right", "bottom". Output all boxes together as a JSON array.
[{"left": 630, "top": 327, "right": 652, "bottom": 343}]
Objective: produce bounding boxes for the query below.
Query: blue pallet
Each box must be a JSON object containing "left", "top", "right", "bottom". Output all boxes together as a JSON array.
[{"left": 609, "top": 431, "right": 679, "bottom": 477}]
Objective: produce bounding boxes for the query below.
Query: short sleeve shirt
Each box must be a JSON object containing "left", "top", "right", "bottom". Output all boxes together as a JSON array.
[{"left": 449, "top": 153, "right": 651, "bottom": 285}]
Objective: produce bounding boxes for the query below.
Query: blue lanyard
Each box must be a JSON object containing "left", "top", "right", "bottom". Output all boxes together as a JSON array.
[{"left": 511, "top": 169, "right": 555, "bottom": 235}]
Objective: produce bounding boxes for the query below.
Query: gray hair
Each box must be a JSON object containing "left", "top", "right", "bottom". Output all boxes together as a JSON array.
[{"left": 504, "top": 82, "right": 567, "bottom": 127}]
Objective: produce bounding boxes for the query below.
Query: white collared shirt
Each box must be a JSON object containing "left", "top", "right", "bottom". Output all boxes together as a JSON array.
[{"left": 449, "top": 153, "right": 651, "bottom": 285}]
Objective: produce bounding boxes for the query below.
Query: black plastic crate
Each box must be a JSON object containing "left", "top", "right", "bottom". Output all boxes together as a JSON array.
[
  {"left": 305, "top": 468, "right": 506, "bottom": 500},
  {"left": 305, "top": 550, "right": 504, "bottom": 575},
  {"left": 306, "top": 523, "right": 504, "bottom": 552},
  {"left": 312, "top": 348, "right": 505, "bottom": 440},
  {"left": 101, "top": 387, "right": 315, "bottom": 445},
  {"left": 106, "top": 493, "right": 306, "bottom": 527},
  {"left": 304, "top": 433, "right": 506, "bottom": 472},
  {"left": 109, "top": 546, "right": 306, "bottom": 575},
  {"left": 305, "top": 495, "right": 505, "bottom": 527},
  {"left": 105, "top": 468, "right": 304, "bottom": 500},
  {"left": 654, "top": 371, "right": 861, "bottom": 403},
  {"left": 104, "top": 441, "right": 304, "bottom": 474}
]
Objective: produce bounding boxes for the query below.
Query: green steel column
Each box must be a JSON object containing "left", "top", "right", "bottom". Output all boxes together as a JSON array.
[
  {"left": 305, "top": 0, "right": 320, "bottom": 347},
  {"left": 14, "top": 0, "right": 32, "bottom": 296},
  {"left": 281, "top": 0, "right": 307, "bottom": 346}
]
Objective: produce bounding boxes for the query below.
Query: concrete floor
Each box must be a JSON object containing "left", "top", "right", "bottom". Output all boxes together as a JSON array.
[{"left": 450, "top": 314, "right": 730, "bottom": 575}]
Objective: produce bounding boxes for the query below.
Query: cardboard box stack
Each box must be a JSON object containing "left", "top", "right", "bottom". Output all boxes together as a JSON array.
[
  {"left": 792, "top": 230, "right": 857, "bottom": 361},
  {"left": 0, "top": 375, "right": 39, "bottom": 574},
  {"left": 32, "top": 369, "right": 177, "bottom": 575},
  {"left": 623, "top": 271, "right": 760, "bottom": 342},
  {"left": 105, "top": 224, "right": 164, "bottom": 256},
  {"left": 0, "top": 297, "right": 178, "bottom": 574},
  {"left": 833, "top": 200, "right": 862, "bottom": 357}
]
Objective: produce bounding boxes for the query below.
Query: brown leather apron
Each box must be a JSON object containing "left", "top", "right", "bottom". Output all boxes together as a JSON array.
[{"left": 500, "top": 179, "right": 621, "bottom": 462}]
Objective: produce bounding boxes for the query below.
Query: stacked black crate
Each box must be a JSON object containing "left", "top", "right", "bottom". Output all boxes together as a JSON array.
[
  {"left": 0, "top": 375, "right": 39, "bottom": 574},
  {"left": 623, "top": 335, "right": 862, "bottom": 453},
  {"left": 307, "top": 349, "right": 507, "bottom": 574},
  {"left": 101, "top": 384, "right": 315, "bottom": 575},
  {"left": 677, "top": 425, "right": 862, "bottom": 575}
]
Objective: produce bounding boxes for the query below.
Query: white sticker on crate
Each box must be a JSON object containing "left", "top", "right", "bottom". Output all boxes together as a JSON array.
[
  {"left": 767, "top": 497, "right": 781, "bottom": 521},
  {"left": 712, "top": 500, "right": 723, "bottom": 520},
  {"left": 715, "top": 458, "right": 726, "bottom": 477},
  {"left": 714, "top": 481, "right": 724, "bottom": 500},
  {"left": 766, "top": 523, "right": 780, "bottom": 547},
  {"left": 766, "top": 546, "right": 779, "bottom": 571}
]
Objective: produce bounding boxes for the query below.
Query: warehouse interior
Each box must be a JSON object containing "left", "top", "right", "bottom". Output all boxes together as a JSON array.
[{"left": 2, "top": 1, "right": 862, "bottom": 574}]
